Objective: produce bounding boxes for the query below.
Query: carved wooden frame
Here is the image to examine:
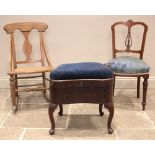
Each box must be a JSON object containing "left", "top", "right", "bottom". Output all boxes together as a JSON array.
[
  {"left": 4, "top": 22, "right": 52, "bottom": 113},
  {"left": 111, "top": 20, "right": 149, "bottom": 110}
]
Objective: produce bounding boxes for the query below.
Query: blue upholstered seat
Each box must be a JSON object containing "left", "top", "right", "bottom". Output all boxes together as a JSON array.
[
  {"left": 50, "top": 62, "right": 113, "bottom": 80},
  {"left": 108, "top": 56, "right": 149, "bottom": 74}
]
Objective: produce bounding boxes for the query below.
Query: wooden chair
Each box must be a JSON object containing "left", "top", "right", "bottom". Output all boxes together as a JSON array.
[
  {"left": 110, "top": 20, "right": 149, "bottom": 110},
  {"left": 4, "top": 22, "right": 52, "bottom": 113}
]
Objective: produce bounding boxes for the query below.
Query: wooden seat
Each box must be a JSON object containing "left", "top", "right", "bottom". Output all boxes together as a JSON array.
[
  {"left": 4, "top": 22, "right": 52, "bottom": 113},
  {"left": 12, "top": 66, "right": 51, "bottom": 74},
  {"left": 110, "top": 20, "right": 149, "bottom": 110}
]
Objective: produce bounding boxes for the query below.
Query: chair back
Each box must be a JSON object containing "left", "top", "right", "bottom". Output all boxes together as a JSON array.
[
  {"left": 4, "top": 22, "right": 51, "bottom": 72},
  {"left": 111, "top": 20, "right": 148, "bottom": 59}
]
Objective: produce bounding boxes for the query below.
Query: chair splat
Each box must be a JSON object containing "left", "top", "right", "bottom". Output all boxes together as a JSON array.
[
  {"left": 22, "top": 31, "right": 32, "bottom": 62},
  {"left": 125, "top": 28, "right": 132, "bottom": 51}
]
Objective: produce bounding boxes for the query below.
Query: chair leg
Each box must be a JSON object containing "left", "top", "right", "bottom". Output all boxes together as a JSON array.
[
  {"left": 58, "top": 104, "right": 63, "bottom": 116},
  {"left": 42, "top": 72, "right": 46, "bottom": 95},
  {"left": 10, "top": 75, "right": 17, "bottom": 113},
  {"left": 113, "top": 76, "right": 115, "bottom": 96},
  {"left": 99, "top": 104, "right": 104, "bottom": 116},
  {"left": 48, "top": 104, "right": 58, "bottom": 135},
  {"left": 15, "top": 75, "right": 18, "bottom": 97},
  {"left": 142, "top": 77, "right": 148, "bottom": 111},
  {"left": 107, "top": 106, "right": 114, "bottom": 134},
  {"left": 137, "top": 77, "right": 141, "bottom": 98}
]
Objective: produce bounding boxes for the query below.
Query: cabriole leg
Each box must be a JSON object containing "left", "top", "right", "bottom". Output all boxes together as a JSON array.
[
  {"left": 107, "top": 106, "right": 114, "bottom": 134},
  {"left": 99, "top": 104, "right": 104, "bottom": 116},
  {"left": 48, "top": 104, "right": 58, "bottom": 135},
  {"left": 58, "top": 104, "right": 63, "bottom": 116}
]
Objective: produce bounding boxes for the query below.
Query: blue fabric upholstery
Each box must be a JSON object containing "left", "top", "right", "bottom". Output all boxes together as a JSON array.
[
  {"left": 50, "top": 62, "right": 113, "bottom": 80},
  {"left": 108, "top": 56, "right": 149, "bottom": 74}
]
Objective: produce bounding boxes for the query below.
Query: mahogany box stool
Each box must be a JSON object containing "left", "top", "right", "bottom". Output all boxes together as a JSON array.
[{"left": 48, "top": 62, "right": 114, "bottom": 135}]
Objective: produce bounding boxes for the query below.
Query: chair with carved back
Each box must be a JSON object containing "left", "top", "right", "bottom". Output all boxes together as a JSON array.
[
  {"left": 109, "top": 20, "right": 149, "bottom": 110},
  {"left": 4, "top": 22, "right": 52, "bottom": 113}
]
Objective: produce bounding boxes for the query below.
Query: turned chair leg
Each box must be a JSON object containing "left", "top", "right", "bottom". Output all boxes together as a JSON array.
[
  {"left": 42, "top": 72, "right": 47, "bottom": 95},
  {"left": 142, "top": 77, "right": 148, "bottom": 111},
  {"left": 113, "top": 76, "right": 115, "bottom": 96},
  {"left": 15, "top": 75, "right": 18, "bottom": 97},
  {"left": 10, "top": 75, "right": 18, "bottom": 113},
  {"left": 99, "top": 104, "right": 104, "bottom": 116},
  {"left": 107, "top": 106, "right": 114, "bottom": 134},
  {"left": 48, "top": 104, "right": 58, "bottom": 135},
  {"left": 137, "top": 77, "right": 141, "bottom": 98},
  {"left": 58, "top": 104, "right": 63, "bottom": 116}
]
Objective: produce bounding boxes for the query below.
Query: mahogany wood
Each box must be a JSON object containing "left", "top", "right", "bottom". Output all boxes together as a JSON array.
[
  {"left": 48, "top": 78, "right": 114, "bottom": 134},
  {"left": 111, "top": 20, "right": 148, "bottom": 59},
  {"left": 111, "top": 20, "right": 149, "bottom": 110}
]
